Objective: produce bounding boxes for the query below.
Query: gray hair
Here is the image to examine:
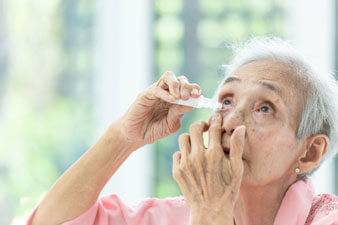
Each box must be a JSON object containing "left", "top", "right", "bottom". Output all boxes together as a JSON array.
[{"left": 214, "top": 37, "right": 338, "bottom": 177}]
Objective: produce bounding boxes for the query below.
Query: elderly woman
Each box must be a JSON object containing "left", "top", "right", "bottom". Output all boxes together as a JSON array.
[{"left": 27, "top": 38, "right": 338, "bottom": 225}]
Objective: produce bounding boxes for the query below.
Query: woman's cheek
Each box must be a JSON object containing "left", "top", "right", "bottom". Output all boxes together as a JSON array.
[
  {"left": 219, "top": 108, "right": 232, "bottom": 117},
  {"left": 252, "top": 111, "right": 275, "bottom": 124},
  {"left": 246, "top": 124, "right": 271, "bottom": 152}
]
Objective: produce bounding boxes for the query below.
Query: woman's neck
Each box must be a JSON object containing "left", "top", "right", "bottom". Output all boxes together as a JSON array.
[{"left": 233, "top": 176, "right": 296, "bottom": 225}]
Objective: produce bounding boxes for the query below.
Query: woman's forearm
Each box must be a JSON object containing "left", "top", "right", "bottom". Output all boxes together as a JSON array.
[
  {"left": 30, "top": 71, "right": 198, "bottom": 225},
  {"left": 32, "top": 120, "right": 139, "bottom": 225}
]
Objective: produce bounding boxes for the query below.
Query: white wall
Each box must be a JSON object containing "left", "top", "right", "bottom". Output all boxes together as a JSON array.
[
  {"left": 94, "top": 0, "right": 153, "bottom": 204},
  {"left": 287, "top": 0, "right": 336, "bottom": 194}
]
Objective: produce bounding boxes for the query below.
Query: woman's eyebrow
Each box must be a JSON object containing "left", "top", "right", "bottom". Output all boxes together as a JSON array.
[
  {"left": 222, "top": 76, "right": 284, "bottom": 98},
  {"left": 222, "top": 76, "right": 241, "bottom": 85},
  {"left": 256, "top": 80, "right": 283, "bottom": 97}
]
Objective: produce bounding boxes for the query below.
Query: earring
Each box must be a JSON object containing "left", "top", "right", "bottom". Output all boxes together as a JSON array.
[{"left": 294, "top": 167, "right": 301, "bottom": 174}]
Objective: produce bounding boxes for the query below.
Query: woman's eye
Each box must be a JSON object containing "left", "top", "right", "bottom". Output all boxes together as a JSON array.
[
  {"left": 259, "top": 105, "right": 271, "bottom": 113},
  {"left": 222, "top": 98, "right": 232, "bottom": 106}
]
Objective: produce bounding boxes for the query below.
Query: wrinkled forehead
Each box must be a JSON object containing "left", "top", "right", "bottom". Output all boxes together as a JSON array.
[
  {"left": 219, "top": 59, "right": 305, "bottom": 103},
  {"left": 216, "top": 59, "right": 306, "bottom": 129}
]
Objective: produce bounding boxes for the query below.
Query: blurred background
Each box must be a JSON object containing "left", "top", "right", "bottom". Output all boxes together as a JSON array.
[{"left": 0, "top": 0, "right": 337, "bottom": 224}]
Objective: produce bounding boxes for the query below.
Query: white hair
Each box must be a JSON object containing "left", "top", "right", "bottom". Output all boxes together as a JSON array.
[{"left": 214, "top": 37, "right": 338, "bottom": 177}]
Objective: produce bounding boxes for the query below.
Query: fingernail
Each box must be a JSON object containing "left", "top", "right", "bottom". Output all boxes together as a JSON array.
[
  {"left": 212, "top": 112, "right": 221, "bottom": 121},
  {"left": 191, "top": 88, "right": 198, "bottom": 95}
]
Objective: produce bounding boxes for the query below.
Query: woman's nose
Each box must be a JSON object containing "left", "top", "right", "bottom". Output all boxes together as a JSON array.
[{"left": 221, "top": 110, "right": 244, "bottom": 135}]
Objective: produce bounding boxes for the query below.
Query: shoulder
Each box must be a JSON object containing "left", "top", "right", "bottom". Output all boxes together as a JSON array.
[
  {"left": 124, "top": 195, "right": 190, "bottom": 224},
  {"left": 99, "top": 194, "right": 188, "bottom": 213},
  {"left": 305, "top": 193, "right": 338, "bottom": 224},
  {"left": 134, "top": 195, "right": 187, "bottom": 210}
]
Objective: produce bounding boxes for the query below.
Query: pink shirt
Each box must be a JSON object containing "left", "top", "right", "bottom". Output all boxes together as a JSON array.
[{"left": 26, "top": 179, "right": 338, "bottom": 225}]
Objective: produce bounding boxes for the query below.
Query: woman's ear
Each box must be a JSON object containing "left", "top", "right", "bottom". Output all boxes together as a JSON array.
[{"left": 298, "top": 134, "right": 329, "bottom": 173}]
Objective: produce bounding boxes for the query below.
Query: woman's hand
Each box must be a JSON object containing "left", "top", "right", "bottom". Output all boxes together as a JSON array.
[
  {"left": 172, "top": 112, "right": 246, "bottom": 225},
  {"left": 119, "top": 71, "right": 201, "bottom": 148}
]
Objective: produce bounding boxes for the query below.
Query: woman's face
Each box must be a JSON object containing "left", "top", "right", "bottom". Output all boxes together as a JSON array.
[{"left": 217, "top": 59, "right": 305, "bottom": 187}]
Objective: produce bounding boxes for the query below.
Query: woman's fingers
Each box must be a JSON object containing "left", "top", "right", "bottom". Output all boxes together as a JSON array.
[
  {"left": 174, "top": 115, "right": 245, "bottom": 208},
  {"left": 177, "top": 76, "right": 201, "bottom": 100},
  {"left": 156, "top": 71, "right": 202, "bottom": 102},
  {"left": 229, "top": 126, "right": 245, "bottom": 165},
  {"left": 172, "top": 151, "right": 189, "bottom": 192},
  {"left": 177, "top": 76, "right": 191, "bottom": 100},
  {"left": 208, "top": 112, "right": 223, "bottom": 153},
  {"left": 189, "top": 122, "right": 208, "bottom": 154},
  {"left": 150, "top": 86, "right": 176, "bottom": 103},
  {"left": 178, "top": 133, "right": 191, "bottom": 164},
  {"left": 190, "top": 83, "right": 201, "bottom": 97},
  {"left": 159, "top": 71, "right": 181, "bottom": 99},
  {"left": 172, "top": 151, "right": 181, "bottom": 179},
  {"left": 229, "top": 125, "right": 246, "bottom": 183}
]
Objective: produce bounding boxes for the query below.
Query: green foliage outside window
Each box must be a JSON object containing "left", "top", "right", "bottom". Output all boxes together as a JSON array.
[{"left": 0, "top": 1, "right": 95, "bottom": 224}]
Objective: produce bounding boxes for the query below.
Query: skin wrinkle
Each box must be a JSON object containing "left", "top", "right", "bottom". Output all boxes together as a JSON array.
[
  {"left": 222, "top": 60, "right": 304, "bottom": 131},
  {"left": 219, "top": 84, "right": 287, "bottom": 122},
  {"left": 222, "top": 77, "right": 283, "bottom": 97}
]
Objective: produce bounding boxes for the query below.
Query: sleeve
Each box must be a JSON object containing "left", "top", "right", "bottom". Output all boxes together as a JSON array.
[
  {"left": 306, "top": 194, "right": 338, "bottom": 225},
  {"left": 313, "top": 211, "right": 338, "bottom": 225},
  {"left": 26, "top": 194, "right": 190, "bottom": 225}
]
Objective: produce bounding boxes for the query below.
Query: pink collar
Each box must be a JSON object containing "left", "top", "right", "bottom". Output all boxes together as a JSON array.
[{"left": 273, "top": 179, "right": 314, "bottom": 225}]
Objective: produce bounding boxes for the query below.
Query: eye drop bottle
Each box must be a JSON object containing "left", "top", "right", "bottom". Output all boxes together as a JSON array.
[{"left": 175, "top": 95, "right": 222, "bottom": 110}]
